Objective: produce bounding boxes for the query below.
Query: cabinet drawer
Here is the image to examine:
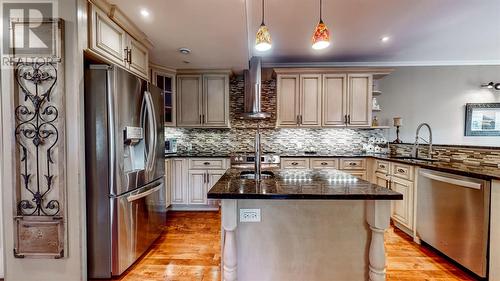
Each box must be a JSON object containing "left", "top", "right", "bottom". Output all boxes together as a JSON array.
[
  {"left": 339, "top": 158, "right": 366, "bottom": 170},
  {"left": 189, "top": 158, "right": 228, "bottom": 170},
  {"left": 391, "top": 162, "right": 414, "bottom": 181},
  {"left": 281, "top": 158, "right": 310, "bottom": 169},
  {"left": 344, "top": 171, "right": 367, "bottom": 180},
  {"left": 375, "top": 160, "right": 390, "bottom": 174},
  {"left": 310, "top": 158, "right": 338, "bottom": 169}
]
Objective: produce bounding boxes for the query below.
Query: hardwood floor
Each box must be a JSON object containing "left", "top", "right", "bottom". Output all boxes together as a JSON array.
[{"left": 118, "top": 211, "right": 477, "bottom": 281}]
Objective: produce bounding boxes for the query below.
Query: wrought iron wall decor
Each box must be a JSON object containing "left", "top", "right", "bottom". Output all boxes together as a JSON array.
[
  {"left": 15, "top": 61, "right": 60, "bottom": 216},
  {"left": 11, "top": 18, "right": 65, "bottom": 259}
]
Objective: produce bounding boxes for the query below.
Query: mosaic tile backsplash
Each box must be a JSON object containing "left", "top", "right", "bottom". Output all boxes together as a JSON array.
[
  {"left": 165, "top": 76, "right": 389, "bottom": 155},
  {"left": 390, "top": 143, "right": 500, "bottom": 167},
  {"left": 165, "top": 127, "right": 388, "bottom": 155}
]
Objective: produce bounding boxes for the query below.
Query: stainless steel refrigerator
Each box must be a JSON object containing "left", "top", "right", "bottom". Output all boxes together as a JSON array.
[{"left": 84, "top": 65, "right": 166, "bottom": 278}]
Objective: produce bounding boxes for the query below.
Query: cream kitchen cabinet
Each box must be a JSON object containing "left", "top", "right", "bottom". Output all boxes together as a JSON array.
[
  {"left": 390, "top": 177, "right": 414, "bottom": 230},
  {"left": 322, "top": 74, "right": 372, "bottom": 127},
  {"left": 171, "top": 158, "right": 188, "bottom": 205},
  {"left": 165, "top": 159, "right": 172, "bottom": 207},
  {"left": 346, "top": 74, "right": 372, "bottom": 127},
  {"left": 275, "top": 69, "right": 375, "bottom": 128},
  {"left": 189, "top": 169, "right": 226, "bottom": 205},
  {"left": 127, "top": 36, "right": 149, "bottom": 78},
  {"left": 277, "top": 74, "right": 322, "bottom": 127},
  {"left": 374, "top": 160, "right": 415, "bottom": 234},
  {"left": 170, "top": 158, "right": 229, "bottom": 210},
  {"left": 322, "top": 74, "right": 347, "bottom": 126},
  {"left": 280, "top": 157, "right": 367, "bottom": 180},
  {"left": 88, "top": 3, "right": 149, "bottom": 79},
  {"left": 176, "top": 73, "right": 230, "bottom": 128}
]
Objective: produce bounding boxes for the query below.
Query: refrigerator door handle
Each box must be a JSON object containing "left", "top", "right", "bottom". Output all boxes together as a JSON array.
[
  {"left": 106, "top": 67, "right": 117, "bottom": 195},
  {"left": 148, "top": 91, "right": 158, "bottom": 171},
  {"left": 142, "top": 92, "right": 155, "bottom": 173},
  {"left": 127, "top": 182, "right": 162, "bottom": 202}
]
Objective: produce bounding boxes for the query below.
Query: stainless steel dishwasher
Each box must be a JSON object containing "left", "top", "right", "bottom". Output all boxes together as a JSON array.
[{"left": 417, "top": 169, "right": 490, "bottom": 278}]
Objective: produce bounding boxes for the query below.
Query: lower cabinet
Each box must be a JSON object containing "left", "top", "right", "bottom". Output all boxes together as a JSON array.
[
  {"left": 170, "top": 158, "right": 228, "bottom": 210},
  {"left": 165, "top": 159, "right": 172, "bottom": 207},
  {"left": 374, "top": 160, "right": 415, "bottom": 234},
  {"left": 281, "top": 157, "right": 367, "bottom": 180},
  {"left": 171, "top": 158, "right": 188, "bottom": 205},
  {"left": 188, "top": 169, "right": 226, "bottom": 205},
  {"left": 390, "top": 177, "right": 414, "bottom": 230},
  {"left": 344, "top": 171, "right": 367, "bottom": 180}
]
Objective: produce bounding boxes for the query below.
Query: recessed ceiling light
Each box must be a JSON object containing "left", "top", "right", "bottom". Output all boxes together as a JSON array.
[
  {"left": 140, "top": 9, "right": 150, "bottom": 17},
  {"left": 381, "top": 36, "right": 390, "bottom": 43},
  {"left": 178, "top": 48, "right": 191, "bottom": 55}
]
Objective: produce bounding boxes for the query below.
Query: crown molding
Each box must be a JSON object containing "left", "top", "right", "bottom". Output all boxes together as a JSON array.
[
  {"left": 88, "top": 0, "right": 154, "bottom": 49},
  {"left": 263, "top": 60, "right": 500, "bottom": 68},
  {"left": 150, "top": 63, "right": 177, "bottom": 74}
]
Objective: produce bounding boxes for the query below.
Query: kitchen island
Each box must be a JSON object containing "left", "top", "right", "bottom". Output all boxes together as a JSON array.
[{"left": 208, "top": 169, "right": 402, "bottom": 281}]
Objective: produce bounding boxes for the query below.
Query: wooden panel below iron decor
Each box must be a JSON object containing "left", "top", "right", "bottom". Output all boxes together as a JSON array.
[{"left": 112, "top": 212, "right": 476, "bottom": 281}]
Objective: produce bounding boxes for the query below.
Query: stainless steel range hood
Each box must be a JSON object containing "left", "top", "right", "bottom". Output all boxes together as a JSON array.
[{"left": 238, "top": 56, "right": 270, "bottom": 119}]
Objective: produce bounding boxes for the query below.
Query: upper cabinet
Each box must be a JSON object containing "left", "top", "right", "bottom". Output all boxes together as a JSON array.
[
  {"left": 88, "top": 2, "right": 150, "bottom": 80},
  {"left": 277, "top": 75, "right": 300, "bottom": 126},
  {"left": 152, "top": 68, "right": 176, "bottom": 126},
  {"left": 176, "top": 71, "right": 230, "bottom": 128},
  {"left": 277, "top": 74, "right": 321, "bottom": 127},
  {"left": 275, "top": 68, "right": 391, "bottom": 128},
  {"left": 322, "top": 74, "right": 347, "bottom": 126},
  {"left": 347, "top": 74, "right": 372, "bottom": 127}
]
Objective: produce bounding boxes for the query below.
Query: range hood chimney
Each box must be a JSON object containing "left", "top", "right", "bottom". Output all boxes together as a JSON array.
[{"left": 238, "top": 56, "right": 270, "bottom": 119}]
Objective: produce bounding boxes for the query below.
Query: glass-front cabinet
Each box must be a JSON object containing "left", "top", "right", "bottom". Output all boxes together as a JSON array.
[{"left": 152, "top": 69, "right": 176, "bottom": 126}]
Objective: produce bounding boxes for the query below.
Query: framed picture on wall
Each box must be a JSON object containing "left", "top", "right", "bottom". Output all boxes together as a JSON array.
[{"left": 465, "top": 103, "right": 500, "bottom": 136}]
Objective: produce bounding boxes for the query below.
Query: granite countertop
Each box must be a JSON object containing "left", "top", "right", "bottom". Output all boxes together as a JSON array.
[
  {"left": 165, "top": 152, "right": 500, "bottom": 180},
  {"left": 165, "top": 153, "right": 232, "bottom": 158},
  {"left": 207, "top": 169, "right": 403, "bottom": 200},
  {"left": 372, "top": 155, "right": 500, "bottom": 181}
]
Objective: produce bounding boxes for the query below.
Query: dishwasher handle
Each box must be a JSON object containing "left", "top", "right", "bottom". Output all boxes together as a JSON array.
[{"left": 420, "top": 171, "right": 482, "bottom": 190}]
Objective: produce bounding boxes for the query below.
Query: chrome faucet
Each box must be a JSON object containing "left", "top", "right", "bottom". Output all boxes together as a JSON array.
[
  {"left": 254, "top": 125, "right": 262, "bottom": 180},
  {"left": 412, "top": 123, "right": 433, "bottom": 159}
]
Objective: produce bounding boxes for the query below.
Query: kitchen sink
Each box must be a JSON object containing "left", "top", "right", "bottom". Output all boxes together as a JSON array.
[
  {"left": 391, "top": 156, "right": 438, "bottom": 162},
  {"left": 239, "top": 170, "right": 274, "bottom": 179}
]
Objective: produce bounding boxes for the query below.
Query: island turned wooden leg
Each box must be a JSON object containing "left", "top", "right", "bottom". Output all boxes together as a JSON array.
[
  {"left": 366, "top": 200, "right": 391, "bottom": 281},
  {"left": 222, "top": 200, "right": 238, "bottom": 281}
]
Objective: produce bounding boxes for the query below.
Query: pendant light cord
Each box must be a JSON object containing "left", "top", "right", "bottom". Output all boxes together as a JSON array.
[
  {"left": 261, "top": 0, "right": 265, "bottom": 25},
  {"left": 319, "top": 0, "right": 323, "bottom": 21}
]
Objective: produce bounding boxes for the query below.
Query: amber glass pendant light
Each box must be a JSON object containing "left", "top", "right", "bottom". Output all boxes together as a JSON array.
[
  {"left": 312, "top": 0, "right": 330, "bottom": 50},
  {"left": 255, "top": 0, "right": 272, "bottom": 51}
]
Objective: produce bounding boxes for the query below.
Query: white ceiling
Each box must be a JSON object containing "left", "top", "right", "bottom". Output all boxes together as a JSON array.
[{"left": 113, "top": 0, "right": 500, "bottom": 71}]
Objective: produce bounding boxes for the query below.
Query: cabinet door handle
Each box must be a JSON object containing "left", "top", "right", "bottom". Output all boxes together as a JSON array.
[
  {"left": 199, "top": 114, "right": 202, "bottom": 124},
  {"left": 124, "top": 47, "right": 129, "bottom": 63},
  {"left": 291, "top": 162, "right": 299, "bottom": 166},
  {"left": 203, "top": 162, "right": 210, "bottom": 165},
  {"left": 203, "top": 114, "right": 205, "bottom": 124},
  {"left": 379, "top": 164, "right": 386, "bottom": 169},
  {"left": 321, "top": 162, "right": 328, "bottom": 165},
  {"left": 349, "top": 162, "right": 357, "bottom": 166},
  {"left": 397, "top": 168, "right": 406, "bottom": 173},
  {"left": 347, "top": 114, "right": 351, "bottom": 124},
  {"left": 297, "top": 115, "right": 300, "bottom": 125},
  {"left": 344, "top": 114, "right": 348, "bottom": 124},
  {"left": 128, "top": 48, "right": 132, "bottom": 64},
  {"left": 300, "top": 115, "right": 303, "bottom": 124}
]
